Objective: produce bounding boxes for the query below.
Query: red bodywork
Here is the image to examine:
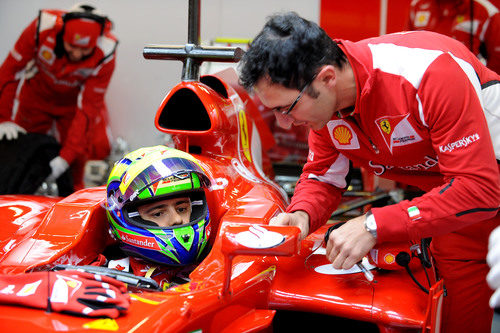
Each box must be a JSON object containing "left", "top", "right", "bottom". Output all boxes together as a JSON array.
[{"left": 0, "top": 69, "right": 443, "bottom": 332}]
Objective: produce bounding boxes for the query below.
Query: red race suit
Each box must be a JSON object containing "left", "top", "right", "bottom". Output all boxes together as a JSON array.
[
  {"left": 409, "top": 0, "right": 500, "bottom": 74},
  {"left": 288, "top": 31, "right": 500, "bottom": 332},
  {"left": 94, "top": 255, "right": 194, "bottom": 291},
  {"left": 0, "top": 9, "right": 118, "bottom": 189}
]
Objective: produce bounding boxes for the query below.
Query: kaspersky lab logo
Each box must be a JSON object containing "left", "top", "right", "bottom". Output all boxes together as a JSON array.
[{"left": 439, "top": 133, "right": 480, "bottom": 153}]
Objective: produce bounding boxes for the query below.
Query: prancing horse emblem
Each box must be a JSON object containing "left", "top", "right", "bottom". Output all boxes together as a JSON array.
[{"left": 379, "top": 119, "right": 391, "bottom": 134}]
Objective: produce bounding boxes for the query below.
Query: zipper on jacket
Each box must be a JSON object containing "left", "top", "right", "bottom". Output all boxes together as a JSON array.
[{"left": 368, "top": 138, "right": 379, "bottom": 154}]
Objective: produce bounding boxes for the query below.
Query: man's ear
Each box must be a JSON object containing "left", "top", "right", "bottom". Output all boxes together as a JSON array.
[{"left": 316, "top": 65, "right": 337, "bottom": 88}]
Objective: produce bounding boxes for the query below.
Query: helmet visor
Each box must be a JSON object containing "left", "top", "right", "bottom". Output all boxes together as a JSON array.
[{"left": 120, "top": 157, "right": 211, "bottom": 204}]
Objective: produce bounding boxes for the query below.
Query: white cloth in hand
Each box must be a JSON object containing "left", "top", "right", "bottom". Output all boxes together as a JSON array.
[
  {"left": 487, "top": 225, "right": 500, "bottom": 308},
  {"left": 0, "top": 122, "right": 26, "bottom": 140},
  {"left": 46, "top": 156, "right": 69, "bottom": 182}
]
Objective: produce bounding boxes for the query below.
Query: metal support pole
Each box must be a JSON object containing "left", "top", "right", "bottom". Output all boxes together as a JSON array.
[{"left": 143, "top": 0, "right": 243, "bottom": 82}]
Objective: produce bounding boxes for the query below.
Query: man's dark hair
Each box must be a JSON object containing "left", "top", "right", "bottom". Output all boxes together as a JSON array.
[{"left": 239, "top": 12, "right": 347, "bottom": 91}]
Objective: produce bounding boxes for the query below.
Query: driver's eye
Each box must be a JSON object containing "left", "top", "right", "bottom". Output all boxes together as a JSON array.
[{"left": 152, "top": 211, "right": 165, "bottom": 218}]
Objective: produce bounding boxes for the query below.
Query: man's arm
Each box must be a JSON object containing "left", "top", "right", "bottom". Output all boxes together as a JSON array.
[
  {"left": 483, "top": 11, "right": 500, "bottom": 74},
  {"left": 373, "top": 53, "right": 500, "bottom": 244},
  {"left": 325, "top": 52, "right": 500, "bottom": 270},
  {"left": 284, "top": 128, "right": 349, "bottom": 235},
  {"left": 58, "top": 54, "right": 116, "bottom": 165}
]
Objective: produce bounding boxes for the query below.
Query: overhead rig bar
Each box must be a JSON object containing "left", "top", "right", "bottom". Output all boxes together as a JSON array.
[{"left": 143, "top": 0, "right": 244, "bottom": 81}]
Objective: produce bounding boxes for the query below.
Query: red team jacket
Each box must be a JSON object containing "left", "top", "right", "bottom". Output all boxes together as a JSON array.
[
  {"left": 288, "top": 31, "right": 500, "bottom": 260},
  {"left": 0, "top": 9, "right": 118, "bottom": 164},
  {"left": 409, "top": 0, "right": 500, "bottom": 74}
]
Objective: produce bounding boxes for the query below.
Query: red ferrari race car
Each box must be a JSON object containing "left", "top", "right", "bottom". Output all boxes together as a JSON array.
[
  {"left": 0, "top": 3, "right": 444, "bottom": 332},
  {"left": 0, "top": 69, "right": 443, "bottom": 333}
]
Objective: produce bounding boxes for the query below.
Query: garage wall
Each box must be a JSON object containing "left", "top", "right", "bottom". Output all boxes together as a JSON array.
[
  {"left": 0, "top": 0, "right": 319, "bottom": 152},
  {"left": 320, "top": 0, "right": 412, "bottom": 41}
]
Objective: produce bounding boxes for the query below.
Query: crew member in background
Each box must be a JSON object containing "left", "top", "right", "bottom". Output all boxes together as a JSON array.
[
  {"left": 409, "top": 0, "right": 500, "bottom": 74},
  {"left": 0, "top": 3, "right": 118, "bottom": 191}
]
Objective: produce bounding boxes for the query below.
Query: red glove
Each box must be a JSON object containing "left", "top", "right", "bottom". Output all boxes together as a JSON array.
[{"left": 0, "top": 270, "right": 130, "bottom": 318}]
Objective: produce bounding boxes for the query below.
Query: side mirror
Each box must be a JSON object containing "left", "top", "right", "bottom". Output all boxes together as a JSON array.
[{"left": 219, "top": 222, "right": 301, "bottom": 297}]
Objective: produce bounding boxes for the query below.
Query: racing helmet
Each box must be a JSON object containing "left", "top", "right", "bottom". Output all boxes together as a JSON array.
[{"left": 106, "top": 145, "right": 212, "bottom": 266}]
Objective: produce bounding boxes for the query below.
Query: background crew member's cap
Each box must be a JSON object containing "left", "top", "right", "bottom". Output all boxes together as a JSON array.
[{"left": 63, "top": 18, "right": 101, "bottom": 48}]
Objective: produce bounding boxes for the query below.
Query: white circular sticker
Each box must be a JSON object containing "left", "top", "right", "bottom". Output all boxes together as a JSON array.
[
  {"left": 314, "top": 257, "right": 375, "bottom": 275},
  {"left": 234, "top": 225, "right": 285, "bottom": 249}
]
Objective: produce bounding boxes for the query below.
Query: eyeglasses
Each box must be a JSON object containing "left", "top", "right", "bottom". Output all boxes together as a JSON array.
[{"left": 274, "top": 75, "right": 316, "bottom": 116}]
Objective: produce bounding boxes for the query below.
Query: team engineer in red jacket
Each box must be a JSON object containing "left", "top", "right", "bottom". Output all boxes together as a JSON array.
[
  {"left": 0, "top": 4, "right": 118, "bottom": 190},
  {"left": 239, "top": 12, "right": 500, "bottom": 333},
  {"left": 408, "top": 0, "right": 500, "bottom": 74}
]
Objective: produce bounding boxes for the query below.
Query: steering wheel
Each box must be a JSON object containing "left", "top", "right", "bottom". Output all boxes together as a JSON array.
[{"left": 52, "top": 264, "right": 161, "bottom": 291}]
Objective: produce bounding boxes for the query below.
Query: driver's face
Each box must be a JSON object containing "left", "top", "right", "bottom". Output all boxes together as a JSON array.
[
  {"left": 63, "top": 41, "right": 94, "bottom": 62},
  {"left": 137, "top": 197, "right": 192, "bottom": 227}
]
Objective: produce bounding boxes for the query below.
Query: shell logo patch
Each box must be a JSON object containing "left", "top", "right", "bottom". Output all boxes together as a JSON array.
[
  {"left": 38, "top": 45, "right": 55, "bottom": 65},
  {"left": 333, "top": 125, "right": 352, "bottom": 145},
  {"left": 42, "top": 50, "right": 52, "bottom": 61},
  {"left": 327, "top": 120, "right": 360, "bottom": 150},
  {"left": 414, "top": 11, "right": 431, "bottom": 27},
  {"left": 384, "top": 253, "right": 395, "bottom": 264}
]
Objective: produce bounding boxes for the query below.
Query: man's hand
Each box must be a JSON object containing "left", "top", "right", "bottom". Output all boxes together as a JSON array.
[
  {"left": 269, "top": 210, "right": 310, "bottom": 240},
  {"left": 325, "top": 214, "right": 377, "bottom": 270},
  {"left": 0, "top": 121, "right": 26, "bottom": 140},
  {"left": 46, "top": 156, "right": 69, "bottom": 181}
]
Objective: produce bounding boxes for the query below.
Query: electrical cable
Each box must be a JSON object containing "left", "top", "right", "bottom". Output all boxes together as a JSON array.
[{"left": 396, "top": 251, "right": 429, "bottom": 294}]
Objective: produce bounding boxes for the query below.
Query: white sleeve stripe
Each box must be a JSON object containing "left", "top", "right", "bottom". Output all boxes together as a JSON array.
[
  {"left": 38, "top": 12, "right": 57, "bottom": 33},
  {"left": 369, "top": 43, "right": 442, "bottom": 89},
  {"left": 307, "top": 153, "right": 349, "bottom": 189},
  {"left": 481, "top": 83, "right": 500, "bottom": 160},
  {"left": 447, "top": 52, "right": 484, "bottom": 108},
  {"left": 476, "top": 0, "right": 499, "bottom": 16},
  {"left": 479, "top": 18, "right": 491, "bottom": 41},
  {"left": 416, "top": 93, "right": 428, "bottom": 128},
  {"left": 97, "top": 36, "right": 117, "bottom": 58}
]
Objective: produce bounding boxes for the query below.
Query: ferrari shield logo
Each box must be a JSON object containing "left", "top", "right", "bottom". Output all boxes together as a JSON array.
[
  {"left": 379, "top": 119, "right": 391, "bottom": 134},
  {"left": 375, "top": 114, "right": 422, "bottom": 153}
]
